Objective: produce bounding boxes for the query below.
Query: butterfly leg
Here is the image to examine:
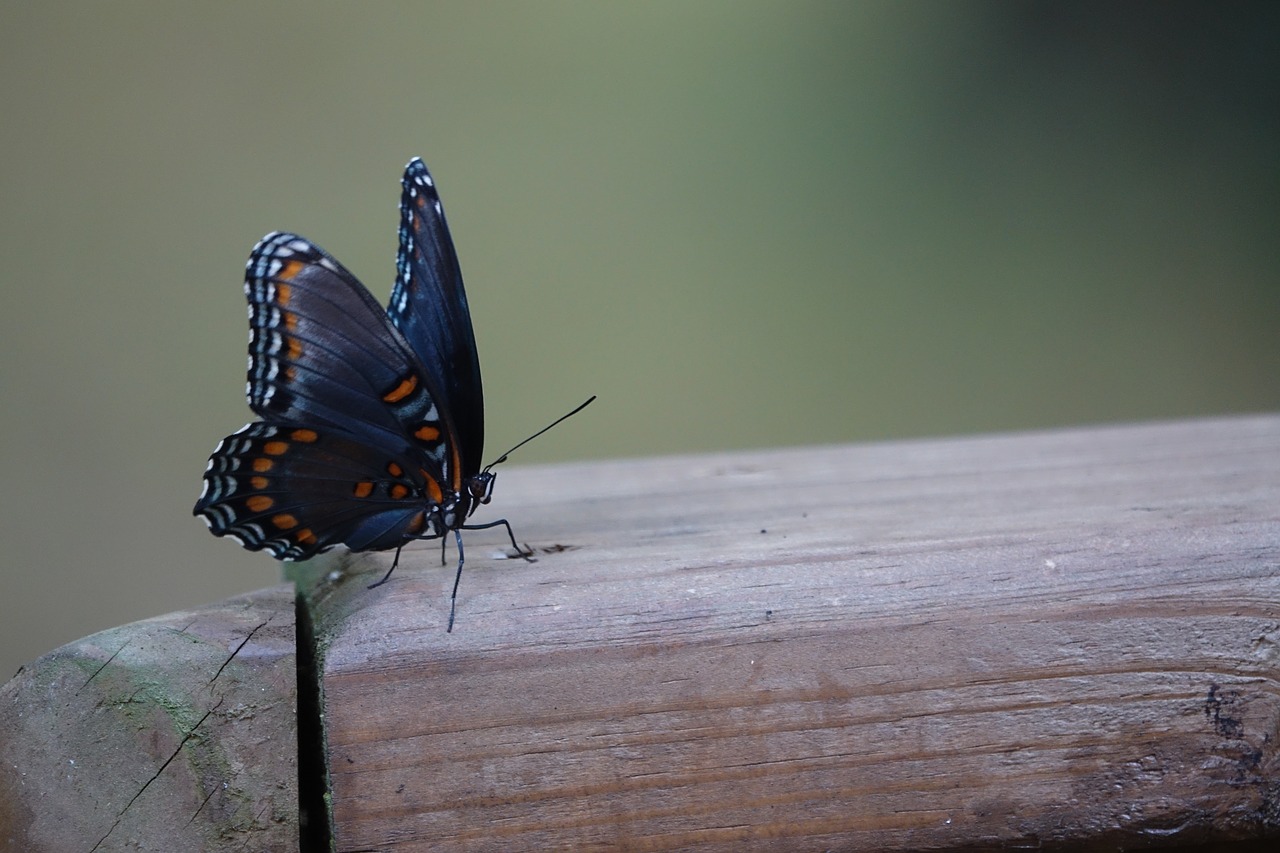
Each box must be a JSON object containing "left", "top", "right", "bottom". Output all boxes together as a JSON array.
[
  {"left": 444, "top": 521, "right": 535, "bottom": 632},
  {"left": 447, "top": 529, "right": 465, "bottom": 633},
  {"left": 367, "top": 545, "right": 404, "bottom": 589},
  {"left": 368, "top": 530, "right": 447, "bottom": 589},
  {"left": 462, "top": 518, "right": 536, "bottom": 563}
]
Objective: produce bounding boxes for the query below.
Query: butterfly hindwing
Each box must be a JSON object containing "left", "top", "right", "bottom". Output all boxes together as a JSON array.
[
  {"left": 389, "top": 159, "right": 485, "bottom": 477},
  {"left": 196, "top": 422, "right": 441, "bottom": 560}
]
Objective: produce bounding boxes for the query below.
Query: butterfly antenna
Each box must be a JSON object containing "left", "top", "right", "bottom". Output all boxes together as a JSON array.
[{"left": 483, "top": 396, "right": 596, "bottom": 472}]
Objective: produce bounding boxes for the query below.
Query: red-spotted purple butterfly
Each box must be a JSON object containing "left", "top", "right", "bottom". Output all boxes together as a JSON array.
[{"left": 195, "top": 158, "right": 593, "bottom": 630}]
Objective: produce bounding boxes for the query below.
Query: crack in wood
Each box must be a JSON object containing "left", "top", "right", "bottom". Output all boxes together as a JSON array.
[
  {"left": 186, "top": 779, "right": 222, "bottom": 827},
  {"left": 79, "top": 639, "right": 129, "bottom": 692},
  {"left": 208, "top": 617, "right": 271, "bottom": 687},
  {"left": 89, "top": 697, "right": 224, "bottom": 852}
]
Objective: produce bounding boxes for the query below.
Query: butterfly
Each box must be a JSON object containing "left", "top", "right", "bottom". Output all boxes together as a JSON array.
[{"left": 195, "top": 158, "right": 592, "bottom": 630}]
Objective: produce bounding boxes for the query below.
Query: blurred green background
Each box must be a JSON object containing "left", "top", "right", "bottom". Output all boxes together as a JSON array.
[{"left": 1, "top": 3, "right": 1277, "bottom": 679}]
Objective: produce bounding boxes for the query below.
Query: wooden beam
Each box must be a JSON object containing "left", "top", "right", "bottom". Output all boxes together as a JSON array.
[
  {"left": 0, "top": 586, "right": 299, "bottom": 851},
  {"left": 304, "top": 414, "right": 1280, "bottom": 851}
]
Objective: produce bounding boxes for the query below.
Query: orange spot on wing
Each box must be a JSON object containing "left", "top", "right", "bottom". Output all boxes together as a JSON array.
[
  {"left": 353, "top": 481, "right": 374, "bottom": 498},
  {"left": 253, "top": 458, "right": 273, "bottom": 472},
  {"left": 414, "top": 424, "right": 440, "bottom": 442},
  {"left": 390, "top": 484, "right": 409, "bottom": 500},
  {"left": 263, "top": 441, "right": 289, "bottom": 456},
  {"left": 278, "top": 262, "right": 304, "bottom": 283},
  {"left": 382, "top": 375, "right": 418, "bottom": 403},
  {"left": 251, "top": 476, "right": 269, "bottom": 490},
  {"left": 295, "top": 528, "right": 316, "bottom": 545},
  {"left": 272, "top": 513, "right": 299, "bottom": 530},
  {"left": 422, "top": 473, "right": 443, "bottom": 504},
  {"left": 291, "top": 429, "right": 318, "bottom": 442},
  {"left": 247, "top": 495, "right": 274, "bottom": 512},
  {"left": 275, "top": 282, "right": 293, "bottom": 303},
  {"left": 386, "top": 462, "right": 403, "bottom": 478},
  {"left": 287, "top": 337, "right": 303, "bottom": 360},
  {"left": 407, "top": 511, "right": 426, "bottom": 535}
]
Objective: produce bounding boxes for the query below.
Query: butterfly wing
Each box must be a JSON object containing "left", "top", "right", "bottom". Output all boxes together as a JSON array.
[
  {"left": 196, "top": 422, "right": 439, "bottom": 560},
  {"left": 244, "top": 231, "right": 468, "bottom": 485},
  {"left": 388, "top": 158, "right": 485, "bottom": 478},
  {"left": 195, "top": 231, "right": 467, "bottom": 556}
]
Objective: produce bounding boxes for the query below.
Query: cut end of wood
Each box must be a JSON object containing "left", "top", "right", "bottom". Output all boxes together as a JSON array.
[{"left": 0, "top": 586, "right": 300, "bottom": 852}]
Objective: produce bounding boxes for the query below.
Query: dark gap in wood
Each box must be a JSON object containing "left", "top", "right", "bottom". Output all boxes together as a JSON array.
[{"left": 296, "top": 590, "right": 333, "bottom": 851}]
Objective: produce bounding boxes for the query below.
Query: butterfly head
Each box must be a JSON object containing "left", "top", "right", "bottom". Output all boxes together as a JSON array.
[{"left": 465, "top": 470, "right": 496, "bottom": 513}]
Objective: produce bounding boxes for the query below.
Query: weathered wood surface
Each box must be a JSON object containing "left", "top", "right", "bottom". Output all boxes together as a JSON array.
[
  {"left": 306, "top": 413, "right": 1280, "bottom": 851},
  {"left": 0, "top": 585, "right": 298, "bottom": 853}
]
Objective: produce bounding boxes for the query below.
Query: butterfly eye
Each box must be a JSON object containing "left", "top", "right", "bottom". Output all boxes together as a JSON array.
[{"left": 467, "top": 472, "right": 495, "bottom": 504}]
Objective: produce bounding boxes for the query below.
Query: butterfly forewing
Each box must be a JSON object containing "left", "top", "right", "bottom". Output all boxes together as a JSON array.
[
  {"left": 243, "top": 232, "right": 463, "bottom": 482},
  {"left": 389, "top": 158, "right": 485, "bottom": 477}
]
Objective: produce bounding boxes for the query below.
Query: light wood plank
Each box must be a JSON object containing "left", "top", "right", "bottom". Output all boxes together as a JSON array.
[{"left": 307, "top": 414, "right": 1280, "bottom": 851}]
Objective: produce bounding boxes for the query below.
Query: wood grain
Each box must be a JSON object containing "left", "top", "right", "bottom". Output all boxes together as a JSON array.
[{"left": 306, "top": 414, "right": 1280, "bottom": 851}]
